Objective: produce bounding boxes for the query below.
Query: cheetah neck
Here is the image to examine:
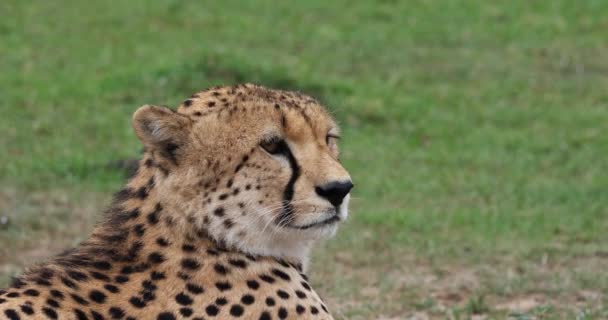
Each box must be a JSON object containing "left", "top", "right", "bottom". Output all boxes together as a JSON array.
[{"left": 80, "top": 157, "right": 310, "bottom": 273}]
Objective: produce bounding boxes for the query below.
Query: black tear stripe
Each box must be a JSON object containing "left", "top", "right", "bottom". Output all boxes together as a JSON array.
[{"left": 276, "top": 141, "right": 300, "bottom": 226}]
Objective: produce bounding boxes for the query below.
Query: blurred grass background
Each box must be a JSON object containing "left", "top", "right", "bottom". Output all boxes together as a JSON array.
[{"left": 1, "top": 1, "right": 607, "bottom": 318}]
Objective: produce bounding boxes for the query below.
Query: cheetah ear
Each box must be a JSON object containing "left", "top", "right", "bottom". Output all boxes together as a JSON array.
[{"left": 132, "top": 105, "right": 192, "bottom": 153}]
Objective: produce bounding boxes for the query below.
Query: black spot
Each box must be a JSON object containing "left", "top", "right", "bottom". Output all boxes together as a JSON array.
[
  {"left": 230, "top": 304, "right": 244, "bottom": 317},
  {"left": 129, "top": 297, "right": 145, "bottom": 308},
  {"left": 271, "top": 269, "right": 291, "bottom": 281},
  {"left": 151, "top": 271, "right": 166, "bottom": 280},
  {"left": 205, "top": 305, "right": 219, "bottom": 316},
  {"left": 91, "top": 271, "right": 111, "bottom": 282},
  {"left": 124, "top": 241, "right": 144, "bottom": 262},
  {"left": 215, "top": 297, "right": 228, "bottom": 305},
  {"left": 142, "top": 280, "right": 157, "bottom": 291},
  {"left": 301, "top": 281, "right": 311, "bottom": 291},
  {"left": 179, "top": 308, "right": 193, "bottom": 317},
  {"left": 295, "top": 290, "right": 306, "bottom": 299},
  {"left": 46, "top": 298, "right": 60, "bottom": 308},
  {"left": 148, "top": 252, "right": 165, "bottom": 264},
  {"left": 4, "top": 309, "right": 20, "bottom": 320},
  {"left": 246, "top": 280, "right": 260, "bottom": 290},
  {"left": 157, "top": 312, "right": 176, "bottom": 320},
  {"left": 175, "top": 292, "right": 193, "bottom": 305},
  {"left": 296, "top": 305, "right": 305, "bottom": 314},
  {"left": 241, "top": 294, "right": 255, "bottom": 305},
  {"left": 100, "top": 230, "right": 128, "bottom": 244},
  {"left": 215, "top": 281, "right": 232, "bottom": 291},
  {"left": 133, "top": 224, "right": 146, "bottom": 236},
  {"left": 109, "top": 307, "right": 125, "bottom": 319},
  {"left": 156, "top": 237, "right": 170, "bottom": 247},
  {"left": 311, "top": 306, "right": 319, "bottom": 314},
  {"left": 120, "top": 266, "right": 134, "bottom": 274},
  {"left": 9, "top": 280, "right": 24, "bottom": 290},
  {"left": 218, "top": 193, "right": 229, "bottom": 200},
  {"left": 126, "top": 208, "right": 141, "bottom": 220},
  {"left": 91, "top": 310, "right": 104, "bottom": 320},
  {"left": 135, "top": 186, "right": 148, "bottom": 199},
  {"left": 74, "top": 309, "right": 88, "bottom": 320},
  {"left": 144, "top": 158, "right": 154, "bottom": 167},
  {"left": 322, "top": 304, "right": 329, "bottom": 313},
  {"left": 223, "top": 219, "right": 234, "bottom": 229},
  {"left": 7, "top": 292, "right": 19, "bottom": 297},
  {"left": 259, "top": 311, "right": 271, "bottom": 320},
  {"left": 92, "top": 261, "right": 112, "bottom": 270},
  {"left": 42, "top": 307, "right": 58, "bottom": 319},
  {"left": 115, "top": 275, "right": 129, "bottom": 283},
  {"left": 20, "top": 305, "right": 34, "bottom": 315},
  {"left": 104, "top": 284, "right": 120, "bottom": 293},
  {"left": 181, "top": 258, "right": 201, "bottom": 270},
  {"left": 68, "top": 270, "right": 89, "bottom": 282},
  {"left": 277, "top": 289, "right": 290, "bottom": 299},
  {"left": 214, "top": 263, "right": 229, "bottom": 275},
  {"left": 147, "top": 210, "right": 160, "bottom": 225},
  {"left": 23, "top": 289, "right": 40, "bottom": 296},
  {"left": 182, "top": 244, "right": 196, "bottom": 252},
  {"left": 89, "top": 290, "right": 107, "bottom": 303},
  {"left": 186, "top": 283, "right": 204, "bottom": 294},
  {"left": 71, "top": 293, "right": 89, "bottom": 305},
  {"left": 183, "top": 99, "right": 193, "bottom": 107},
  {"left": 260, "top": 274, "right": 275, "bottom": 283},
  {"left": 114, "top": 188, "right": 135, "bottom": 203},
  {"left": 213, "top": 208, "right": 225, "bottom": 217},
  {"left": 278, "top": 307, "right": 288, "bottom": 319},
  {"left": 265, "top": 297, "right": 275, "bottom": 306}
]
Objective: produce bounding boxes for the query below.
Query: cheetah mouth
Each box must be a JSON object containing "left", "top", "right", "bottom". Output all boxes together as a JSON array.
[{"left": 289, "top": 214, "right": 341, "bottom": 230}]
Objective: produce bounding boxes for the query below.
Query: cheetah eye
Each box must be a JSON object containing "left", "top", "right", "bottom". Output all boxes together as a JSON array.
[
  {"left": 326, "top": 134, "right": 340, "bottom": 151},
  {"left": 260, "top": 137, "right": 288, "bottom": 156}
]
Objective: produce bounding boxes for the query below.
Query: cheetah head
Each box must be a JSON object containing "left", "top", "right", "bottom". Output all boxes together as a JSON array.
[{"left": 132, "top": 84, "right": 352, "bottom": 263}]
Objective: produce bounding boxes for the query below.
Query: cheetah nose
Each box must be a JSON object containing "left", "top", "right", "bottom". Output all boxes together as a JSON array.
[{"left": 315, "top": 181, "right": 354, "bottom": 208}]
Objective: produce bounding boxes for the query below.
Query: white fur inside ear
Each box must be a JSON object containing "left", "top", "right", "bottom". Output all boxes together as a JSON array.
[{"left": 147, "top": 119, "right": 170, "bottom": 141}]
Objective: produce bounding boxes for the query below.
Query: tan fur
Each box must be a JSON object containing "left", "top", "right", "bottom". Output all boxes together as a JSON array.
[{"left": 0, "top": 84, "right": 351, "bottom": 320}]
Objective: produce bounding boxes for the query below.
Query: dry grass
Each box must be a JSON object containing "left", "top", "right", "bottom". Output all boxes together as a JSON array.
[{"left": 1, "top": 190, "right": 606, "bottom": 319}]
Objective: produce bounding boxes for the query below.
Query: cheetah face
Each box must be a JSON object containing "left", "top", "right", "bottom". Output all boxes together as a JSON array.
[{"left": 132, "top": 86, "right": 352, "bottom": 256}]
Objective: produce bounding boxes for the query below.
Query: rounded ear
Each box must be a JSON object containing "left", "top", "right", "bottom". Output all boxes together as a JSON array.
[{"left": 132, "top": 105, "right": 192, "bottom": 158}]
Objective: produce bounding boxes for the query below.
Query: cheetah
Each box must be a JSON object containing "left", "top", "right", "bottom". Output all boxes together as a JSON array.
[{"left": 0, "top": 84, "right": 353, "bottom": 320}]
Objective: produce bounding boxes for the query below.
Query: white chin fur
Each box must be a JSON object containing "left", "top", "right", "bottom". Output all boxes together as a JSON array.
[
  {"left": 211, "top": 194, "right": 350, "bottom": 269},
  {"left": 338, "top": 193, "right": 350, "bottom": 220}
]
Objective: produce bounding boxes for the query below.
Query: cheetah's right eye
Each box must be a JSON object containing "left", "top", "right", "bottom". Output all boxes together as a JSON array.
[{"left": 260, "top": 137, "right": 288, "bottom": 156}]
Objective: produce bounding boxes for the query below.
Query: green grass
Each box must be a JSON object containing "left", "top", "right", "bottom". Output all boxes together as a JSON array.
[{"left": 1, "top": 1, "right": 608, "bottom": 318}]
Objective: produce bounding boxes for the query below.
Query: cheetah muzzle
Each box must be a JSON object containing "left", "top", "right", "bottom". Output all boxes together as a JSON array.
[{"left": 1, "top": 84, "right": 353, "bottom": 320}]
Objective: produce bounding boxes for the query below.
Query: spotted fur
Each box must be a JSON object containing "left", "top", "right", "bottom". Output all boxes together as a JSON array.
[{"left": 1, "top": 84, "right": 352, "bottom": 319}]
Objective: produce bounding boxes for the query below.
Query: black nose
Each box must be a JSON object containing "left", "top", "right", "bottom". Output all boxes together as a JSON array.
[{"left": 315, "top": 181, "right": 354, "bottom": 208}]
